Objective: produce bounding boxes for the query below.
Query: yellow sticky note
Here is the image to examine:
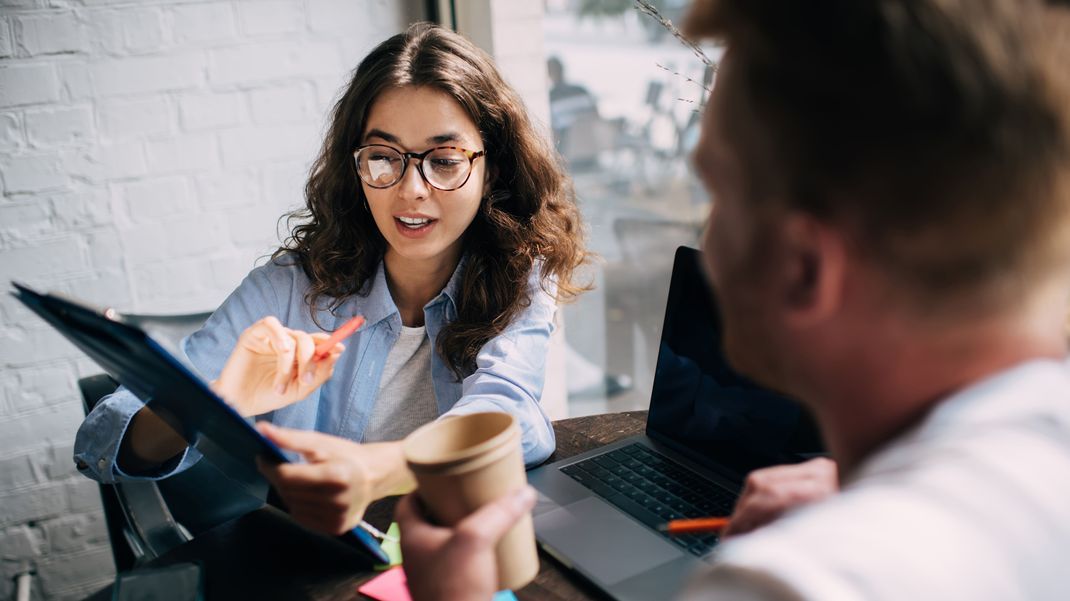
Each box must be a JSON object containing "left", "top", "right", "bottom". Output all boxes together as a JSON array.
[{"left": 374, "top": 522, "right": 403, "bottom": 571}]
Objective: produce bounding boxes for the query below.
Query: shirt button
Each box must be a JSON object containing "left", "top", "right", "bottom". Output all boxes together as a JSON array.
[{"left": 98, "top": 458, "right": 107, "bottom": 470}]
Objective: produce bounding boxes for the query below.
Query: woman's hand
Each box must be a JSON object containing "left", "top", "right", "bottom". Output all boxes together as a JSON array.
[
  {"left": 256, "top": 423, "right": 416, "bottom": 535},
  {"left": 211, "top": 316, "right": 344, "bottom": 417},
  {"left": 724, "top": 457, "right": 838, "bottom": 537},
  {"left": 395, "top": 486, "right": 537, "bottom": 601}
]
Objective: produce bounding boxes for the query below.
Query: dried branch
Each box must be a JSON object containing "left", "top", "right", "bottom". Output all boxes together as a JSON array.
[
  {"left": 655, "top": 62, "right": 710, "bottom": 93},
  {"left": 633, "top": 0, "right": 715, "bottom": 68}
]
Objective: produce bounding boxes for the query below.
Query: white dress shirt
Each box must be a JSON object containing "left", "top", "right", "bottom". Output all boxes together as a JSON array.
[{"left": 684, "top": 359, "right": 1070, "bottom": 601}]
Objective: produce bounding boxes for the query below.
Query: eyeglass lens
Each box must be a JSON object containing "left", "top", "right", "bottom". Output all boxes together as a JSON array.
[{"left": 356, "top": 146, "right": 473, "bottom": 191}]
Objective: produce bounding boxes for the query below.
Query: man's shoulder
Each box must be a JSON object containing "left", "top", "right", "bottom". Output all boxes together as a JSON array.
[
  {"left": 706, "top": 413, "right": 1070, "bottom": 601},
  {"left": 702, "top": 361, "right": 1070, "bottom": 600},
  {"left": 863, "top": 360, "right": 1070, "bottom": 496}
]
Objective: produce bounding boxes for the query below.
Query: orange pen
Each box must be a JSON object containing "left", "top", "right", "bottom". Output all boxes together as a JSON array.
[
  {"left": 313, "top": 315, "right": 366, "bottom": 360},
  {"left": 658, "top": 517, "right": 731, "bottom": 536}
]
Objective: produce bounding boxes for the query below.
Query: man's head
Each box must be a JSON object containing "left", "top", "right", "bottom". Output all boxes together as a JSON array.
[
  {"left": 547, "top": 56, "right": 564, "bottom": 86},
  {"left": 686, "top": 0, "right": 1070, "bottom": 395}
]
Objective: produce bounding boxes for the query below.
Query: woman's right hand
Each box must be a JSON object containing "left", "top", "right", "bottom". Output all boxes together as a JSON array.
[{"left": 211, "top": 316, "right": 344, "bottom": 417}]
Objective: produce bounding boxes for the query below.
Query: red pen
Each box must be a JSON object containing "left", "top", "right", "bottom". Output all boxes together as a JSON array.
[
  {"left": 657, "top": 517, "right": 731, "bottom": 536},
  {"left": 313, "top": 315, "right": 365, "bottom": 360}
]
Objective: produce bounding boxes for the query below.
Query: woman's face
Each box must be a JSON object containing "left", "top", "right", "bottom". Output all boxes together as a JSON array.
[{"left": 360, "top": 85, "right": 487, "bottom": 270}]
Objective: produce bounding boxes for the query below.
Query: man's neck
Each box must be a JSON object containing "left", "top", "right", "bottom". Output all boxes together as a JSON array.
[
  {"left": 808, "top": 311, "right": 1067, "bottom": 478},
  {"left": 383, "top": 248, "right": 461, "bottom": 327}
]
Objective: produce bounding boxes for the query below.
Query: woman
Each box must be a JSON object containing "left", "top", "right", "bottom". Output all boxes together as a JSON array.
[{"left": 74, "top": 22, "right": 588, "bottom": 535}]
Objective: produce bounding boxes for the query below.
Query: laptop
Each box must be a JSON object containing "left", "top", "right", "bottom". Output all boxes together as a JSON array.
[{"left": 528, "top": 246, "right": 825, "bottom": 601}]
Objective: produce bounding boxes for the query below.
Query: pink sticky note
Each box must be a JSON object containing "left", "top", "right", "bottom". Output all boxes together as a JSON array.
[{"left": 357, "top": 566, "right": 412, "bottom": 601}]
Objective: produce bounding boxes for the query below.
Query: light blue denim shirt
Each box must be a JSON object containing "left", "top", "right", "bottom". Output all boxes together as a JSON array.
[{"left": 74, "top": 254, "right": 558, "bottom": 483}]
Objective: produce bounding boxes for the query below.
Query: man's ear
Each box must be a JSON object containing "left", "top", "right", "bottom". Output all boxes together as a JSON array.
[{"left": 777, "top": 213, "right": 846, "bottom": 328}]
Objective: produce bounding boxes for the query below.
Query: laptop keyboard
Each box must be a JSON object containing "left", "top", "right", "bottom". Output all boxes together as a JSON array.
[{"left": 560, "top": 443, "right": 736, "bottom": 557}]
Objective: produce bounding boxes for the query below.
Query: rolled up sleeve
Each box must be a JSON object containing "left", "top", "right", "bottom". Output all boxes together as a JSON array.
[
  {"left": 73, "top": 386, "right": 202, "bottom": 483},
  {"left": 72, "top": 263, "right": 285, "bottom": 483}
]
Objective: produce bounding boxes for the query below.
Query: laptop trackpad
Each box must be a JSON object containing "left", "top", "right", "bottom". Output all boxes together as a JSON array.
[{"left": 535, "top": 497, "right": 684, "bottom": 586}]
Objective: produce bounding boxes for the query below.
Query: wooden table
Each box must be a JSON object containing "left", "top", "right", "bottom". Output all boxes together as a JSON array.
[{"left": 84, "top": 411, "right": 647, "bottom": 601}]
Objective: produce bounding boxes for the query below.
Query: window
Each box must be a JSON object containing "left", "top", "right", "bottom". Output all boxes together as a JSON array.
[{"left": 544, "top": 1, "right": 720, "bottom": 415}]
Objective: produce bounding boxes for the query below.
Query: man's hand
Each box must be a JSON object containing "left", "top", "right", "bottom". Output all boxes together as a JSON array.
[
  {"left": 724, "top": 457, "right": 838, "bottom": 537},
  {"left": 256, "top": 423, "right": 414, "bottom": 535},
  {"left": 212, "top": 316, "right": 344, "bottom": 417},
  {"left": 395, "top": 486, "right": 537, "bottom": 601}
]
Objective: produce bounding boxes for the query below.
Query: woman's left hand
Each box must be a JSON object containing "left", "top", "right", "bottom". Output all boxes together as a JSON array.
[{"left": 256, "top": 423, "right": 415, "bottom": 535}]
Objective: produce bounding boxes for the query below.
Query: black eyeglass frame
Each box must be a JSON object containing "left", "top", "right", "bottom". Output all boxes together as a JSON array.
[{"left": 352, "top": 144, "right": 487, "bottom": 191}]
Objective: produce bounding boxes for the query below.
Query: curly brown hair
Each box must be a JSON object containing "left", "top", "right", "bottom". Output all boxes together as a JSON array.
[{"left": 276, "top": 22, "right": 590, "bottom": 379}]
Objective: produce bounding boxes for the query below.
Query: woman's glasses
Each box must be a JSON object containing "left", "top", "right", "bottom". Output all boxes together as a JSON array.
[{"left": 353, "top": 144, "right": 486, "bottom": 191}]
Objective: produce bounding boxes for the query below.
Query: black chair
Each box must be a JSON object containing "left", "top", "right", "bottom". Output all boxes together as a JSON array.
[
  {"left": 78, "top": 311, "right": 267, "bottom": 571},
  {"left": 603, "top": 218, "right": 703, "bottom": 385}
]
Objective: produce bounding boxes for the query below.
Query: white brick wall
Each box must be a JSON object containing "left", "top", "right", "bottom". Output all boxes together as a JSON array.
[{"left": 0, "top": 1, "right": 417, "bottom": 599}]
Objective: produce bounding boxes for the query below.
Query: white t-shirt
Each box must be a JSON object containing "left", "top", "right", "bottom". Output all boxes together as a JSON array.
[
  {"left": 363, "top": 325, "right": 439, "bottom": 443},
  {"left": 684, "top": 359, "right": 1070, "bottom": 601}
]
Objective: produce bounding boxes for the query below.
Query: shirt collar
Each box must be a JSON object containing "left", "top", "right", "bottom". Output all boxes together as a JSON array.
[
  {"left": 345, "top": 254, "right": 468, "bottom": 328},
  {"left": 435, "top": 253, "right": 468, "bottom": 313},
  {"left": 357, "top": 261, "right": 399, "bottom": 328},
  {"left": 846, "top": 358, "right": 1070, "bottom": 486}
]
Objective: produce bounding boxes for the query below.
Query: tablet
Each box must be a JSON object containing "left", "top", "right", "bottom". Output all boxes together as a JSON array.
[{"left": 11, "top": 282, "right": 388, "bottom": 565}]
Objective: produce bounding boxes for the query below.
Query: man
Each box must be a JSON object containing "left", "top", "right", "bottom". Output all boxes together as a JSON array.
[
  {"left": 547, "top": 56, "right": 599, "bottom": 141},
  {"left": 397, "top": 1, "right": 1070, "bottom": 600},
  {"left": 546, "top": 56, "right": 603, "bottom": 168}
]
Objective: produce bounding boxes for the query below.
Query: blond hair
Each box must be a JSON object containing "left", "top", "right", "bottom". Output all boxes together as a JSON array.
[{"left": 686, "top": 0, "right": 1070, "bottom": 311}]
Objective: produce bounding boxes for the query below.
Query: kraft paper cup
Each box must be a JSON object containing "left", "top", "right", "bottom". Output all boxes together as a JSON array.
[{"left": 403, "top": 412, "right": 538, "bottom": 590}]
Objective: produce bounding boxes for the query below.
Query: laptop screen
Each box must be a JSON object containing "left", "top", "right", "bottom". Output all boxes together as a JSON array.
[{"left": 646, "top": 247, "right": 825, "bottom": 481}]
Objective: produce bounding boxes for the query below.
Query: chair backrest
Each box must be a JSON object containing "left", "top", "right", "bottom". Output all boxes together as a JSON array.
[
  {"left": 613, "top": 218, "right": 701, "bottom": 267},
  {"left": 78, "top": 374, "right": 139, "bottom": 572},
  {"left": 559, "top": 112, "right": 618, "bottom": 168},
  {"left": 122, "top": 311, "right": 213, "bottom": 356},
  {"left": 78, "top": 310, "right": 267, "bottom": 569},
  {"left": 611, "top": 218, "right": 703, "bottom": 352},
  {"left": 79, "top": 373, "right": 191, "bottom": 571}
]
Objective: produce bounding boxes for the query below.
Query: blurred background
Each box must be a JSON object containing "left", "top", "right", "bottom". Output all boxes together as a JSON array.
[
  {"left": 0, "top": 1, "right": 716, "bottom": 597},
  {"left": 545, "top": 0, "right": 718, "bottom": 415}
]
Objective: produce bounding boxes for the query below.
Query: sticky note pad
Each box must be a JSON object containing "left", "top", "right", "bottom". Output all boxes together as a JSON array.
[
  {"left": 357, "top": 566, "right": 518, "bottom": 601},
  {"left": 358, "top": 566, "right": 410, "bottom": 601},
  {"left": 374, "top": 522, "right": 403, "bottom": 571}
]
